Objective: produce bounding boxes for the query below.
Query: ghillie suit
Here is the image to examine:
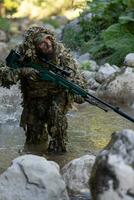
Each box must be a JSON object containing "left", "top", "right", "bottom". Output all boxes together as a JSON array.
[{"left": 0, "top": 26, "right": 87, "bottom": 152}]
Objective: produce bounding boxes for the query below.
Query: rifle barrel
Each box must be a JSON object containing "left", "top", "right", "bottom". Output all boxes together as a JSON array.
[{"left": 87, "top": 93, "right": 134, "bottom": 123}]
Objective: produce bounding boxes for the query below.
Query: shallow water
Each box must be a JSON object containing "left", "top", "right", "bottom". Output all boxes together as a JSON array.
[{"left": 0, "top": 103, "right": 134, "bottom": 174}]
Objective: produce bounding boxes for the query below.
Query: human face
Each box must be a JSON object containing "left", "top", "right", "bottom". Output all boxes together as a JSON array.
[{"left": 37, "top": 36, "right": 53, "bottom": 55}]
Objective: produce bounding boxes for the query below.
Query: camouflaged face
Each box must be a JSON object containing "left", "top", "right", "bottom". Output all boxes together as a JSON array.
[{"left": 19, "top": 26, "right": 56, "bottom": 61}]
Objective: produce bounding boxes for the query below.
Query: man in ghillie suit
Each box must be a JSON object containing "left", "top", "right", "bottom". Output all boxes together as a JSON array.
[{"left": 0, "top": 26, "right": 87, "bottom": 153}]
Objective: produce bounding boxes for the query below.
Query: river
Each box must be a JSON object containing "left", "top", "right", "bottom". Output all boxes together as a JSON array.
[{"left": 0, "top": 86, "right": 134, "bottom": 200}]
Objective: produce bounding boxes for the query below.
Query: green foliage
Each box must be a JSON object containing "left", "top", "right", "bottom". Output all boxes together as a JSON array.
[
  {"left": 0, "top": 17, "right": 10, "bottom": 31},
  {"left": 102, "top": 22, "right": 134, "bottom": 65},
  {"left": 63, "top": 0, "right": 134, "bottom": 65},
  {"left": 42, "top": 18, "right": 60, "bottom": 29},
  {"left": 80, "top": 61, "right": 92, "bottom": 70},
  {"left": 63, "top": 28, "right": 84, "bottom": 50}
]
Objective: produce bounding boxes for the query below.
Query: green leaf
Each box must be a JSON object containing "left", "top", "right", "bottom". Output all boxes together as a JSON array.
[{"left": 102, "top": 22, "right": 134, "bottom": 65}]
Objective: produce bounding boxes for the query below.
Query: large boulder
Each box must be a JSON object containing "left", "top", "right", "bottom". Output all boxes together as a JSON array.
[
  {"left": 89, "top": 129, "right": 134, "bottom": 200},
  {"left": 0, "top": 155, "right": 69, "bottom": 200},
  {"left": 61, "top": 154, "right": 95, "bottom": 198},
  {"left": 97, "top": 72, "right": 134, "bottom": 105}
]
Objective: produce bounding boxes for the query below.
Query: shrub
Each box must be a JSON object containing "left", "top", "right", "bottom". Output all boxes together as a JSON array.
[
  {"left": 80, "top": 61, "right": 92, "bottom": 70},
  {"left": 102, "top": 21, "right": 134, "bottom": 65},
  {"left": 62, "top": 28, "right": 84, "bottom": 51},
  {"left": 42, "top": 18, "right": 61, "bottom": 29}
]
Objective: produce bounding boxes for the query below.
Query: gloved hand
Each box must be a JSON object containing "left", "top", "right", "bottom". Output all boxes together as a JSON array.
[
  {"left": 0, "top": 66, "right": 19, "bottom": 88},
  {"left": 21, "top": 67, "right": 39, "bottom": 80},
  {"left": 74, "top": 95, "right": 85, "bottom": 104}
]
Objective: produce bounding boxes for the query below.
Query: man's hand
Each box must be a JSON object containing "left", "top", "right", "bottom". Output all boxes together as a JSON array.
[{"left": 21, "top": 67, "right": 39, "bottom": 80}]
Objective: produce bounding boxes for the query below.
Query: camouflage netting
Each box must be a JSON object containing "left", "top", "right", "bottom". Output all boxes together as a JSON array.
[{"left": 0, "top": 26, "right": 87, "bottom": 152}]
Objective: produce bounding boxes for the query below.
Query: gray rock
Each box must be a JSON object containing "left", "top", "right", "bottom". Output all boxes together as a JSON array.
[
  {"left": 124, "top": 67, "right": 133, "bottom": 74},
  {"left": 0, "top": 29, "right": 8, "bottom": 42},
  {"left": 0, "top": 42, "right": 9, "bottom": 61},
  {"left": 63, "top": 18, "right": 82, "bottom": 33},
  {"left": 95, "top": 63, "right": 117, "bottom": 83},
  {"left": 78, "top": 53, "right": 91, "bottom": 64},
  {"left": 124, "top": 53, "right": 134, "bottom": 67},
  {"left": 90, "top": 129, "right": 134, "bottom": 200},
  {"left": 55, "top": 26, "right": 64, "bottom": 41},
  {"left": 83, "top": 13, "right": 92, "bottom": 21},
  {"left": 97, "top": 73, "right": 134, "bottom": 105},
  {"left": 61, "top": 154, "right": 95, "bottom": 194},
  {"left": 82, "top": 70, "right": 96, "bottom": 80},
  {"left": 51, "top": 15, "right": 68, "bottom": 26},
  {"left": 0, "top": 155, "right": 69, "bottom": 200},
  {"left": 111, "top": 65, "right": 120, "bottom": 72},
  {"left": 88, "top": 77, "right": 100, "bottom": 90}
]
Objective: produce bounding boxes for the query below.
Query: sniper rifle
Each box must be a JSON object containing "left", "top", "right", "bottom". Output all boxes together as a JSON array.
[{"left": 6, "top": 49, "right": 134, "bottom": 123}]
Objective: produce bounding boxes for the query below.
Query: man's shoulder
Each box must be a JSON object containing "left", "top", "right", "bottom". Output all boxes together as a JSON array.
[{"left": 56, "top": 42, "right": 73, "bottom": 59}]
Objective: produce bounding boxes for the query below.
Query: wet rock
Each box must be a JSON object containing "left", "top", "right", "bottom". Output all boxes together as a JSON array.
[
  {"left": 124, "top": 53, "right": 134, "bottom": 67},
  {"left": 97, "top": 73, "right": 134, "bottom": 105},
  {"left": 0, "top": 154, "right": 69, "bottom": 200},
  {"left": 61, "top": 154, "right": 95, "bottom": 195},
  {"left": 90, "top": 129, "right": 134, "bottom": 200}
]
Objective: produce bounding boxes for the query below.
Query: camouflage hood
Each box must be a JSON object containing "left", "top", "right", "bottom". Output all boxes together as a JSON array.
[{"left": 18, "top": 26, "right": 57, "bottom": 61}]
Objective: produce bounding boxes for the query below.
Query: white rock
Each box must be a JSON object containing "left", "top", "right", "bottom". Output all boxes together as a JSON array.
[
  {"left": 90, "top": 129, "right": 134, "bottom": 200},
  {"left": 81, "top": 70, "right": 96, "bottom": 80},
  {"left": 95, "top": 63, "right": 117, "bottom": 83},
  {"left": 124, "top": 53, "right": 134, "bottom": 67},
  {"left": 61, "top": 154, "right": 95, "bottom": 194},
  {"left": 124, "top": 67, "right": 133, "bottom": 74},
  {"left": 88, "top": 60, "right": 99, "bottom": 72},
  {"left": 78, "top": 53, "right": 91, "bottom": 64},
  {"left": 0, "top": 155, "right": 69, "bottom": 200}
]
